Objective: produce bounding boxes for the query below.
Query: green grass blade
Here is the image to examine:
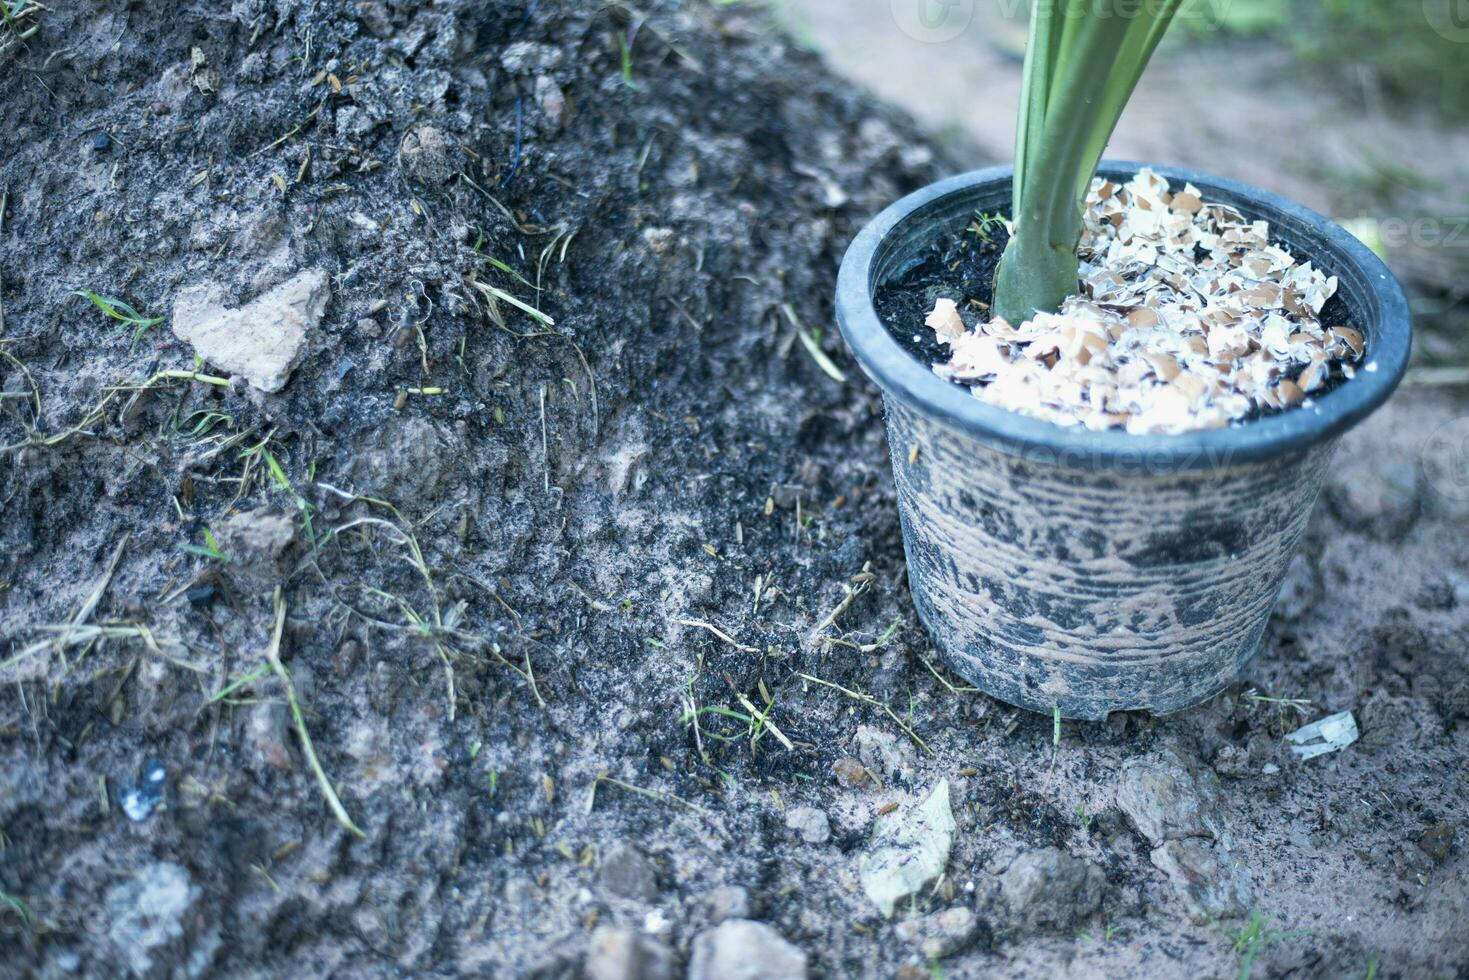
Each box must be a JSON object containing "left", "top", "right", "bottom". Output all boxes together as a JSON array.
[{"left": 74, "top": 290, "right": 165, "bottom": 351}]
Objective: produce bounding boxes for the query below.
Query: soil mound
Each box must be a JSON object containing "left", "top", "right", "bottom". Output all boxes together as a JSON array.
[{"left": 2, "top": 2, "right": 1465, "bottom": 977}]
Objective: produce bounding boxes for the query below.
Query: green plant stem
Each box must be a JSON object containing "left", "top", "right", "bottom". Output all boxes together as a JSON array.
[{"left": 993, "top": 0, "right": 1181, "bottom": 326}]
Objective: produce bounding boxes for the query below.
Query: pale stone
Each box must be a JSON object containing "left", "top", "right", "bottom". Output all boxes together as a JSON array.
[{"left": 171, "top": 269, "right": 329, "bottom": 392}]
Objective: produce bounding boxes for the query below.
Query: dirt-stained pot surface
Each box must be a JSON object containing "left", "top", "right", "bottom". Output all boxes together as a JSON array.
[{"left": 1, "top": 2, "right": 1466, "bottom": 977}]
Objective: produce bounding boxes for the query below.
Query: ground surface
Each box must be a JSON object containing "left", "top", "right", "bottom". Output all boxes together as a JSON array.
[{"left": 1, "top": 2, "right": 1467, "bottom": 978}]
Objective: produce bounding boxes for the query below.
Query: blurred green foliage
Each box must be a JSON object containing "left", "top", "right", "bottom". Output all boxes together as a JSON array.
[{"left": 1193, "top": 0, "right": 1469, "bottom": 119}]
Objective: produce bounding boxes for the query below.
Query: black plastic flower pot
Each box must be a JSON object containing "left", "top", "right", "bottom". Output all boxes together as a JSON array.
[{"left": 835, "top": 162, "right": 1412, "bottom": 720}]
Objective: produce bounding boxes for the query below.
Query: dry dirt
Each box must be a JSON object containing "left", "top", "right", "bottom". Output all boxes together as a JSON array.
[{"left": 1, "top": 2, "right": 1466, "bottom": 978}]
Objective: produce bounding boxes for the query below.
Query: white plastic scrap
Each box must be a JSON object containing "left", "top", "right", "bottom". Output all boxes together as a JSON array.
[
  {"left": 120, "top": 761, "right": 168, "bottom": 822},
  {"left": 859, "top": 779, "right": 956, "bottom": 918},
  {"left": 1285, "top": 711, "right": 1359, "bottom": 760}
]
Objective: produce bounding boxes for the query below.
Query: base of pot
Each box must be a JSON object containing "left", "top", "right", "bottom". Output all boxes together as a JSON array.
[
  {"left": 908, "top": 574, "right": 1266, "bottom": 721},
  {"left": 883, "top": 398, "right": 1334, "bottom": 722}
]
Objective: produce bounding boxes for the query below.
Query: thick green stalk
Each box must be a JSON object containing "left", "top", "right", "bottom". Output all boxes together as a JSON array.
[{"left": 992, "top": 0, "right": 1181, "bottom": 326}]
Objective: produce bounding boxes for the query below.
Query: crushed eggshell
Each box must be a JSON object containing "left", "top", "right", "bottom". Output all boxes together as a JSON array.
[
  {"left": 925, "top": 297, "right": 966, "bottom": 344},
  {"left": 926, "top": 169, "right": 1365, "bottom": 434}
]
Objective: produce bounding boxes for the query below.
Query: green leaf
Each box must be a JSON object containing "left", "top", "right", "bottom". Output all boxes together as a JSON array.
[
  {"left": 73, "top": 289, "right": 165, "bottom": 351},
  {"left": 994, "top": 0, "right": 1182, "bottom": 324}
]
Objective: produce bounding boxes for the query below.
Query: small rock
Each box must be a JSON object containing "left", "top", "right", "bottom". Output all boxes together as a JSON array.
[
  {"left": 343, "top": 719, "right": 395, "bottom": 792},
  {"left": 642, "top": 227, "right": 676, "bottom": 254},
  {"left": 535, "top": 74, "right": 565, "bottom": 128},
  {"left": 688, "top": 920, "right": 807, "bottom": 980},
  {"left": 356, "top": 317, "right": 381, "bottom": 338},
  {"left": 335, "top": 105, "right": 378, "bottom": 138},
  {"left": 1115, "top": 750, "right": 1222, "bottom": 846},
  {"left": 582, "top": 926, "right": 674, "bottom": 980},
  {"left": 500, "top": 40, "right": 565, "bottom": 75},
  {"left": 783, "top": 806, "right": 830, "bottom": 844},
  {"left": 244, "top": 701, "right": 292, "bottom": 771},
  {"left": 105, "top": 862, "right": 198, "bottom": 977},
  {"left": 152, "top": 63, "right": 193, "bottom": 116},
  {"left": 769, "top": 484, "right": 802, "bottom": 509},
  {"left": 399, "top": 125, "right": 456, "bottom": 184},
  {"left": 171, "top": 269, "right": 329, "bottom": 393},
  {"left": 120, "top": 760, "right": 168, "bottom": 822},
  {"left": 333, "top": 637, "right": 363, "bottom": 678},
  {"left": 854, "top": 724, "right": 917, "bottom": 785},
  {"left": 212, "top": 507, "right": 296, "bottom": 591},
  {"left": 603, "top": 441, "right": 651, "bottom": 498},
  {"left": 92, "top": 132, "right": 112, "bottom": 153},
  {"left": 340, "top": 415, "right": 447, "bottom": 504},
  {"left": 1210, "top": 742, "right": 1254, "bottom": 778},
  {"left": 1150, "top": 838, "right": 1253, "bottom": 923},
  {"left": 831, "top": 756, "right": 868, "bottom": 789},
  {"left": 997, "top": 847, "right": 1105, "bottom": 933},
  {"left": 893, "top": 906, "right": 977, "bottom": 959},
  {"left": 703, "top": 885, "right": 751, "bottom": 924},
  {"left": 597, "top": 842, "right": 658, "bottom": 903},
  {"left": 1417, "top": 821, "right": 1458, "bottom": 864},
  {"left": 232, "top": 207, "right": 288, "bottom": 259},
  {"left": 353, "top": 0, "right": 393, "bottom": 37}
]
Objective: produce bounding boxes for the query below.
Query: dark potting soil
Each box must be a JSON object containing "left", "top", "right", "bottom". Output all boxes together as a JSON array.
[
  {"left": 872, "top": 214, "right": 1362, "bottom": 422},
  {"left": 873, "top": 212, "right": 1010, "bottom": 369},
  {"left": 2, "top": 2, "right": 1466, "bottom": 978}
]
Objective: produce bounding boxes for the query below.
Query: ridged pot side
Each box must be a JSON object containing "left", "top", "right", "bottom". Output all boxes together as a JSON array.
[{"left": 885, "top": 398, "right": 1336, "bottom": 719}]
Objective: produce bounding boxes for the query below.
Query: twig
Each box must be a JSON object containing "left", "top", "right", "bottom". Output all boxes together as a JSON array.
[
  {"left": 52, "top": 532, "right": 130, "bottom": 667},
  {"left": 676, "top": 618, "right": 757, "bottom": 654},
  {"left": 588, "top": 773, "right": 726, "bottom": 838},
  {"left": 266, "top": 589, "right": 365, "bottom": 838},
  {"left": 71, "top": 532, "right": 129, "bottom": 631},
  {"left": 539, "top": 383, "right": 550, "bottom": 492},
  {"left": 2, "top": 624, "right": 204, "bottom": 676},
  {"left": 249, "top": 99, "right": 325, "bottom": 158},
  {"left": 730, "top": 687, "right": 795, "bottom": 751},
  {"left": 451, "top": 572, "right": 523, "bottom": 628},
  {"left": 782, "top": 303, "right": 846, "bottom": 383},
  {"left": 920, "top": 656, "right": 980, "bottom": 694},
  {"left": 806, "top": 565, "right": 875, "bottom": 648},
  {"left": 797, "top": 672, "right": 931, "bottom": 754}
]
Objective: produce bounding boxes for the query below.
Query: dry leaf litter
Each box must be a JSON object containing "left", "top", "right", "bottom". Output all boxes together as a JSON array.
[{"left": 925, "top": 169, "right": 1367, "bottom": 433}]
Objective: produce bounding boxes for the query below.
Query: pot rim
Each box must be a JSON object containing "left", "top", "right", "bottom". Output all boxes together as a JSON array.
[{"left": 835, "top": 161, "right": 1412, "bottom": 472}]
